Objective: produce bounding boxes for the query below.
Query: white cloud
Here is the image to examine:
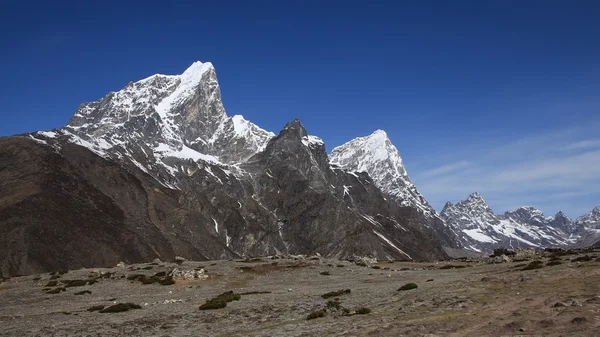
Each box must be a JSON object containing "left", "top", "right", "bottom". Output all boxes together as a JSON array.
[
  {"left": 411, "top": 127, "right": 600, "bottom": 217},
  {"left": 561, "top": 139, "right": 600, "bottom": 151},
  {"left": 420, "top": 160, "right": 470, "bottom": 178}
]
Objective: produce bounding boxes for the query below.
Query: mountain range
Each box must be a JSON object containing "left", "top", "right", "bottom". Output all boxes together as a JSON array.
[{"left": 0, "top": 61, "right": 597, "bottom": 276}]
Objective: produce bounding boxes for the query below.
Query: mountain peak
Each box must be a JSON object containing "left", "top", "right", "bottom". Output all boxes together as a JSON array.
[
  {"left": 281, "top": 119, "right": 308, "bottom": 138},
  {"left": 330, "top": 130, "right": 436, "bottom": 216},
  {"left": 466, "top": 192, "right": 485, "bottom": 203}
]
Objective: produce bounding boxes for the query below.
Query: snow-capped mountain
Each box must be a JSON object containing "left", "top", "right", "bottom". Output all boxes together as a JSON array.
[
  {"left": 1, "top": 61, "right": 454, "bottom": 276},
  {"left": 574, "top": 206, "right": 600, "bottom": 247},
  {"left": 440, "top": 193, "right": 574, "bottom": 252},
  {"left": 329, "top": 130, "right": 436, "bottom": 218},
  {"left": 54, "top": 61, "right": 274, "bottom": 188},
  {"left": 576, "top": 206, "right": 600, "bottom": 230},
  {"left": 547, "top": 211, "right": 577, "bottom": 234}
]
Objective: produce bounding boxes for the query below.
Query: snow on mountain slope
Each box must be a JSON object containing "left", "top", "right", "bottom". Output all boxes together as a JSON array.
[
  {"left": 329, "top": 130, "right": 436, "bottom": 217},
  {"left": 576, "top": 206, "right": 600, "bottom": 230},
  {"left": 440, "top": 193, "right": 574, "bottom": 252},
  {"left": 35, "top": 61, "right": 275, "bottom": 188}
]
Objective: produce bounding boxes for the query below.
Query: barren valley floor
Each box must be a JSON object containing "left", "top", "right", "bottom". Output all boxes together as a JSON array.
[{"left": 1, "top": 249, "right": 599, "bottom": 337}]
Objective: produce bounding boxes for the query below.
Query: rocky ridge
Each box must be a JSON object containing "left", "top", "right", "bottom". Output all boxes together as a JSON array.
[
  {"left": 440, "top": 192, "right": 599, "bottom": 252},
  {"left": 0, "top": 61, "right": 452, "bottom": 277}
]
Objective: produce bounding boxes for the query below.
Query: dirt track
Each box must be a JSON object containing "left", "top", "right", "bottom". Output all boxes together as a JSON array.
[{"left": 0, "top": 249, "right": 599, "bottom": 337}]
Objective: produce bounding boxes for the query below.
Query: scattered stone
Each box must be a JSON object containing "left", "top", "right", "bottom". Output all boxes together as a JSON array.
[
  {"left": 174, "top": 256, "right": 187, "bottom": 265},
  {"left": 152, "top": 258, "right": 162, "bottom": 264},
  {"left": 571, "top": 317, "right": 587, "bottom": 324},
  {"left": 116, "top": 262, "right": 125, "bottom": 268},
  {"left": 169, "top": 268, "right": 208, "bottom": 280}
]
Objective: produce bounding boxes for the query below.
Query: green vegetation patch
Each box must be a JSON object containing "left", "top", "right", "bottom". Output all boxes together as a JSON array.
[
  {"left": 239, "top": 291, "right": 272, "bottom": 295},
  {"left": 355, "top": 307, "right": 371, "bottom": 314},
  {"left": 439, "top": 265, "right": 467, "bottom": 270},
  {"left": 306, "top": 309, "right": 326, "bottom": 320},
  {"left": 199, "top": 291, "right": 241, "bottom": 310}
]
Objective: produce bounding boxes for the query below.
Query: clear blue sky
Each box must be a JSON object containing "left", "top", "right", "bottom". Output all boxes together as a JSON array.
[{"left": 1, "top": 0, "right": 599, "bottom": 217}]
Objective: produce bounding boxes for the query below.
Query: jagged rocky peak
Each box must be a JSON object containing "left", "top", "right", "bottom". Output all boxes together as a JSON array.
[
  {"left": 504, "top": 206, "right": 546, "bottom": 226},
  {"left": 440, "top": 192, "right": 499, "bottom": 229},
  {"left": 459, "top": 192, "right": 493, "bottom": 212},
  {"left": 329, "top": 129, "right": 435, "bottom": 216},
  {"left": 49, "top": 61, "right": 274, "bottom": 176},
  {"left": 548, "top": 211, "right": 576, "bottom": 234},
  {"left": 577, "top": 205, "right": 600, "bottom": 229},
  {"left": 258, "top": 119, "right": 329, "bottom": 176}
]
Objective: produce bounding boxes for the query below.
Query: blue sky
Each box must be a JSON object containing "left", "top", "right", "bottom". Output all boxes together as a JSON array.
[{"left": 1, "top": 0, "right": 599, "bottom": 217}]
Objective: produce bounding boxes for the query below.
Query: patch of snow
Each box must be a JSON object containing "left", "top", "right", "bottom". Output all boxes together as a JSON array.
[
  {"left": 37, "top": 131, "right": 58, "bottom": 138},
  {"left": 463, "top": 229, "right": 497, "bottom": 243},
  {"left": 212, "top": 218, "right": 219, "bottom": 233},
  {"left": 373, "top": 231, "right": 412, "bottom": 260}
]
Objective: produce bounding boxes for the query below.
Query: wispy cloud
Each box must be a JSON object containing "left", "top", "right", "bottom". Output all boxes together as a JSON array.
[
  {"left": 411, "top": 126, "right": 600, "bottom": 217},
  {"left": 420, "top": 160, "right": 470, "bottom": 178},
  {"left": 561, "top": 139, "right": 600, "bottom": 151}
]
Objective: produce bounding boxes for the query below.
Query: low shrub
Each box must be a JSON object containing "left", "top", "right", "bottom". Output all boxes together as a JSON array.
[
  {"left": 306, "top": 309, "right": 326, "bottom": 320},
  {"left": 439, "top": 265, "right": 466, "bottom": 269},
  {"left": 371, "top": 266, "right": 381, "bottom": 270},
  {"left": 326, "top": 299, "right": 341, "bottom": 310},
  {"left": 99, "top": 303, "right": 141, "bottom": 313},
  {"left": 154, "top": 271, "right": 166, "bottom": 277},
  {"left": 321, "top": 289, "right": 351, "bottom": 299},
  {"left": 336, "top": 265, "right": 345, "bottom": 268},
  {"left": 522, "top": 260, "right": 544, "bottom": 271},
  {"left": 397, "top": 283, "right": 418, "bottom": 291},
  {"left": 239, "top": 291, "right": 272, "bottom": 295},
  {"left": 320, "top": 271, "right": 331, "bottom": 276},
  {"left": 355, "top": 307, "right": 371, "bottom": 314},
  {"left": 546, "top": 260, "right": 562, "bottom": 266},
  {"left": 199, "top": 291, "right": 241, "bottom": 310}
]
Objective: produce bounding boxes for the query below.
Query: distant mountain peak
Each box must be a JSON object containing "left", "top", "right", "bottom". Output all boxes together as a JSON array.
[{"left": 329, "top": 129, "right": 435, "bottom": 217}]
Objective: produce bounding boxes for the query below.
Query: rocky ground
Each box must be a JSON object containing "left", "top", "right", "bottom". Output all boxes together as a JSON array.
[{"left": 0, "top": 248, "right": 599, "bottom": 337}]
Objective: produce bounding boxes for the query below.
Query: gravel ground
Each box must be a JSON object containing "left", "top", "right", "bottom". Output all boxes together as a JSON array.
[{"left": 1, "top": 249, "right": 599, "bottom": 337}]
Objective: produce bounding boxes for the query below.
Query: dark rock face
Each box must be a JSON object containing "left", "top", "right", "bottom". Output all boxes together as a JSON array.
[{"left": 0, "top": 63, "right": 452, "bottom": 276}]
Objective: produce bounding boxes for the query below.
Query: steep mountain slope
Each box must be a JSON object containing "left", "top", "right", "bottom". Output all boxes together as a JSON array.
[
  {"left": 0, "top": 62, "right": 451, "bottom": 276},
  {"left": 574, "top": 206, "right": 600, "bottom": 247},
  {"left": 440, "top": 193, "right": 573, "bottom": 252},
  {"left": 329, "top": 130, "right": 436, "bottom": 217}
]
